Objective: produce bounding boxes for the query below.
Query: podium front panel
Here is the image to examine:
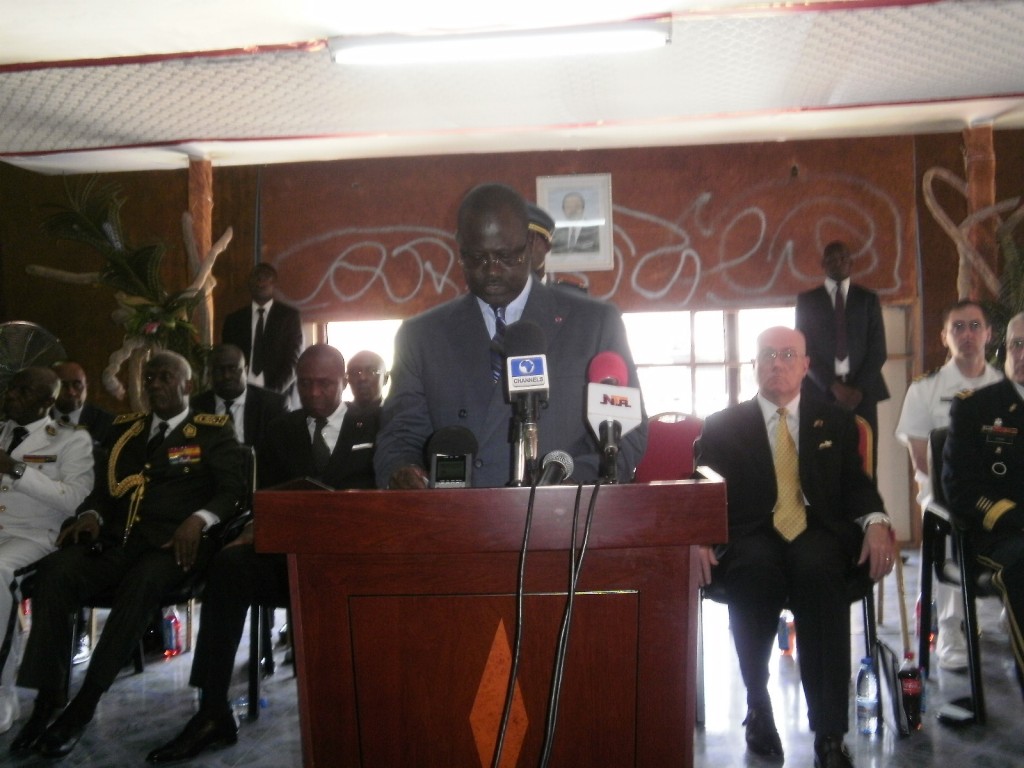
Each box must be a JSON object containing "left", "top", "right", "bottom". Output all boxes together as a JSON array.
[{"left": 256, "top": 480, "right": 727, "bottom": 767}]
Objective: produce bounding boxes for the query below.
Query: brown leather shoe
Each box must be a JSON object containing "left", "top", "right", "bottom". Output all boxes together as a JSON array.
[
  {"left": 743, "top": 705, "right": 784, "bottom": 758},
  {"left": 146, "top": 710, "right": 239, "bottom": 764}
]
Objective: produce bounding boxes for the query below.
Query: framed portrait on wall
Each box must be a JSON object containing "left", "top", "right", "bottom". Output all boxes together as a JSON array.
[{"left": 536, "top": 173, "right": 613, "bottom": 272}]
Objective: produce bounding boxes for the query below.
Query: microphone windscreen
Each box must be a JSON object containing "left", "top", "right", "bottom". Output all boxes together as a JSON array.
[
  {"left": 503, "top": 320, "right": 547, "bottom": 357},
  {"left": 588, "top": 351, "right": 628, "bottom": 386},
  {"left": 538, "top": 449, "right": 574, "bottom": 486},
  {"left": 425, "top": 426, "right": 478, "bottom": 457}
]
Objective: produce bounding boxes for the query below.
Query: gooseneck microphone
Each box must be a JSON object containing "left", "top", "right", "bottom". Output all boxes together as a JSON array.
[
  {"left": 536, "top": 450, "right": 574, "bottom": 487},
  {"left": 502, "top": 320, "right": 548, "bottom": 486},
  {"left": 586, "top": 351, "right": 643, "bottom": 483},
  {"left": 425, "top": 426, "right": 478, "bottom": 488}
]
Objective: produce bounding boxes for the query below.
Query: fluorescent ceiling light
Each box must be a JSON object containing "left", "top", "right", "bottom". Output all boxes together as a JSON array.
[{"left": 330, "top": 19, "right": 671, "bottom": 66}]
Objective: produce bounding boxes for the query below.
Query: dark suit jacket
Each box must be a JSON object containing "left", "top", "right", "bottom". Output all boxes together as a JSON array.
[
  {"left": 222, "top": 301, "right": 303, "bottom": 393},
  {"left": 85, "top": 411, "right": 247, "bottom": 548},
  {"left": 551, "top": 224, "right": 600, "bottom": 254},
  {"left": 191, "top": 386, "right": 288, "bottom": 447},
  {"left": 795, "top": 283, "right": 889, "bottom": 406},
  {"left": 944, "top": 379, "right": 1024, "bottom": 547},
  {"left": 374, "top": 279, "right": 648, "bottom": 488},
  {"left": 260, "top": 406, "right": 380, "bottom": 490},
  {"left": 696, "top": 394, "right": 884, "bottom": 560},
  {"left": 76, "top": 402, "right": 115, "bottom": 447}
]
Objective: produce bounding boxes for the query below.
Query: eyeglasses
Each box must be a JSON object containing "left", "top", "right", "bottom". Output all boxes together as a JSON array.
[
  {"left": 460, "top": 243, "right": 528, "bottom": 269},
  {"left": 347, "top": 367, "right": 384, "bottom": 377},
  {"left": 757, "top": 348, "right": 802, "bottom": 364},
  {"left": 949, "top": 320, "right": 986, "bottom": 335}
]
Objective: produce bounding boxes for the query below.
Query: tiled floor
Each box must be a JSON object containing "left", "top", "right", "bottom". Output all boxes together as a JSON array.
[{"left": 2, "top": 553, "right": 1021, "bottom": 766}]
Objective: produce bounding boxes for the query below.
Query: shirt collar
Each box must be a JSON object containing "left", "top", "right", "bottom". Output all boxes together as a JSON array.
[
  {"left": 306, "top": 399, "right": 347, "bottom": 429},
  {"left": 252, "top": 299, "right": 274, "bottom": 314},
  {"left": 757, "top": 393, "right": 800, "bottom": 425},
  {"left": 475, "top": 275, "right": 534, "bottom": 330},
  {"left": 152, "top": 407, "right": 189, "bottom": 437},
  {"left": 824, "top": 277, "right": 849, "bottom": 298}
]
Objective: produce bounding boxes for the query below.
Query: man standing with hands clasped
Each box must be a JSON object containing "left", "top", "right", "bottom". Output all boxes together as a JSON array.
[{"left": 696, "top": 326, "right": 895, "bottom": 768}]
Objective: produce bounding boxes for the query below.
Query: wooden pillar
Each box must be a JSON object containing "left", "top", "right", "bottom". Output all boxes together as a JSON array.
[
  {"left": 188, "top": 158, "right": 215, "bottom": 347},
  {"left": 961, "top": 125, "right": 999, "bottom": 301}
]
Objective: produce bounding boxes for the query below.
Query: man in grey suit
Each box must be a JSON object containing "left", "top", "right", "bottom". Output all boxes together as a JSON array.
[{"left": 375, "top": 182, "right": 646, "bottom": 490}]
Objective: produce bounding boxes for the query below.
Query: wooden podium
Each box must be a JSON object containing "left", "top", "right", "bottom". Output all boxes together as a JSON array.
[{"left": 255, "top": 479, "right": 726, "bottom": 767}]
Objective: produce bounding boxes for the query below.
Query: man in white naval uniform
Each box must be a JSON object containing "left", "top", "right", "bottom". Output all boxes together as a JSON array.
[{"left": 895, "top": 299, "right": 1002, "bottom": 670}]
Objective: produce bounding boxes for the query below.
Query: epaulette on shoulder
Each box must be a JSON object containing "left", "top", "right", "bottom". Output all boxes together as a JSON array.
[
  {"left": 193, "top": 413, "right": 230, "bottom": 427},
  {"left": 955, "top": 389, "right": 975, "bottom": 400},
  {"left": 912, "top": 366, "right": 942, "bottom": 383},
  {"left": 113, "top": 412, "right": 146, "bottom": 424}
]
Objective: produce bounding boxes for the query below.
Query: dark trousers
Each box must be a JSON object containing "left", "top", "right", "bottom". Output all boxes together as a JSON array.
[
  {"left": 189, "top": 545, "right": 288, "bottom": 710},
  {"left": 977, "top": 531, "right": 1024, "bottom": 697},
  {"left": 717, "top": 525, "right": 852, "bottom": 736},
  {"left": 18, "top": 537, "right": 213, "bottom": 696}
]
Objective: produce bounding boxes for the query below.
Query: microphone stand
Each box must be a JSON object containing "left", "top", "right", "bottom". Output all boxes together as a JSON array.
[
  {"left": 598, "top": 420, "right": 622, "bottom": 484},
  {"left": 511, "top": 394, "right": 542, "bottom": 486}
]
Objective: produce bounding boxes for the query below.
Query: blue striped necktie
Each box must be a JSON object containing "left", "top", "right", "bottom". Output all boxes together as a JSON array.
[{"left": 491, "top": 306, "right": 506, "bottom": 382}]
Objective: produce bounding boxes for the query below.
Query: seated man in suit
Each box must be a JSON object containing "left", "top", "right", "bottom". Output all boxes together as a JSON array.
[
  {"left": 943, "top": 310, "right": 1024, "bottom": 702},
  {"left": 11, "top": 351, "right": 247, "bottom": 758},
  {"left": 192, "top": 343, "right": 289, "bottom": 452},
  {"left": 375, "top": 182, "right": 646, "bottom": 490},
  {"left": 146, "top": 344, "right": 380, "bottom": 764},
  {"left": 0, "top": 367, "right": 94, "bottom": 734},
  {"left": 695, "top": 326, "right": 895, "bottom": 768},
  {"left": 50, "top": 360, "right": 115, "bottom": 666}
]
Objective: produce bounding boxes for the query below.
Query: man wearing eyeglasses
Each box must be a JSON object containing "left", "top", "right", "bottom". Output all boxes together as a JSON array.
[
  {"left": 896, "top": 300, "right": 1002, "bottom": 671},
  {"left": 695, "top": 326, "right": 894, "bottom": 768},
  {"left": 943, "top": 311, "right": 1024, "bottom": 707},
  {"left": 375, "top": 182, "right": 646, "bottom": 490},
  {"left": 346, "top": 350, "right": 389, "bottom": 414}
]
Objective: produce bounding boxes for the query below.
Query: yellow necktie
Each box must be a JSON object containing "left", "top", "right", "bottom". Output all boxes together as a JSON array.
[{"left": 772, "top": 407, "right": 807, "bottom": 541}]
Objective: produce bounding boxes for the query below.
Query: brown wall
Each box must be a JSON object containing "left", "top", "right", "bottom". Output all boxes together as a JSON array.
[{"left": 2, "top": 130, "right": 1022, "bottom": 411}]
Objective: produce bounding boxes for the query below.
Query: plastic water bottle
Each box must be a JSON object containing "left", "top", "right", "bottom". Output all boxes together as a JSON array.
[
  {"left": 777, "top": 610, "right": 795, "bottom": 655},
  {"left": 855, "top": 657, "right": 879, "bottom": 735}
]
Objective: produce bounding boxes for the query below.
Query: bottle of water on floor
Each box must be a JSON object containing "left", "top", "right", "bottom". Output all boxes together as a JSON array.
[{"left": 856, "top": 656, "right": 879, "bottom": 735}]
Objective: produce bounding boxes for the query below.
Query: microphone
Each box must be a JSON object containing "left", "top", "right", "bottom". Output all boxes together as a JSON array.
[
  {"left": 425, "top": 426, "right": 478, "bottom": 488},
  {"left": 537, "top": 450, "right": 574, "bottom": 486},
  {"left": 502, "top": 320, "right": 548, "bottom": 486},
  {"left": 586, "top": 351, "right": 643, "bottom": 483}
]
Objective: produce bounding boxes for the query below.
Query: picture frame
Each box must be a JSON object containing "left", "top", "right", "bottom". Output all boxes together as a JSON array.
[{"left": 535, "top": 173, "right": 613, "bottom": 272}]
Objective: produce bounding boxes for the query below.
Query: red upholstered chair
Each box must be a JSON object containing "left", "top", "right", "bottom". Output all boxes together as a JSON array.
[{"left": 633, "top": 412, "right": 704, "bottom": 483}]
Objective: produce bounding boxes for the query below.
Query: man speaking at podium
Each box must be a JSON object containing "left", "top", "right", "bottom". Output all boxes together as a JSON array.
[{"left": 375, "top": 182, "right": 647, "bottom": 489}]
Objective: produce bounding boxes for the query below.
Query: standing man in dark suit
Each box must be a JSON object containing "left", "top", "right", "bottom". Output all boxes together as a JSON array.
[
  {"left": 11, "top": 351, "right": 246, "bottom": 759},
  {"left": 191, "top": 343, "right": 288, "bottom": 453},
  {"left": 696, "top": 326, "right": 895, "bottom": 768},
  {"left": 943, "top": 311, "right": 1024, "bottom": 703},
  {"left": 221, "top": 263, "right": 303, "bottom": 397},
  {"left": 51, "top": 360, "right": 115, "bottom": 665},
  {"left": 796, "top": 240, "right": 889, "bottom": 474},
  {"left": 375, "top": 182, "right": 646, "bottom": 490},
  {"left": 146, "top": 344, "right": 380, "bottom": 764}
]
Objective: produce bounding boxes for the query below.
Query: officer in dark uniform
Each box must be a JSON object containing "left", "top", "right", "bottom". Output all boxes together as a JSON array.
[
  {"left": 943, "top": 310, "right": 1024, "bottom": 701},
  {"left": 11, "top": 351, "right": 247, "bottom": 758}
]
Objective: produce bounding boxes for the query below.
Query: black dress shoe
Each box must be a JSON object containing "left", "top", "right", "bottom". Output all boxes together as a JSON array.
[
  {"left": 743, "top": 705, "right": 784, "bottom": 758},
  {"left": 9, "top": 707, "right": 54, "bottom": 754},
  {"left": 814, "top": 734, "right": 854, "bottom": 768},
  {"left": 35, "top": 710, "right": 90, "bottom": 758},
  {"left": 146, "top": 710, "right": 239, "bottom": 764}
]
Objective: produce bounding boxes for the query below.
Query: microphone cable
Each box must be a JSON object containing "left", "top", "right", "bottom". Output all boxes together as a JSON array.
[
  {"left": 491, "top": 484, "right": 538, "bottom": 768},
  {"left": 539, "top": 480, "right": 602, "bottom": 767}
]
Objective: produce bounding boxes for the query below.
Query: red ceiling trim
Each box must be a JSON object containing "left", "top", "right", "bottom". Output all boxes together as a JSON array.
[{"left": 0, "top": 39, "right": 326, "bottom": 74}]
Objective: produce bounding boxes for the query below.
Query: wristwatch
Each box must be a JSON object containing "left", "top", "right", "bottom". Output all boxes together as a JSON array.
[{"left": 9, "top": 461, "right": 26, "bottom": 480}]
